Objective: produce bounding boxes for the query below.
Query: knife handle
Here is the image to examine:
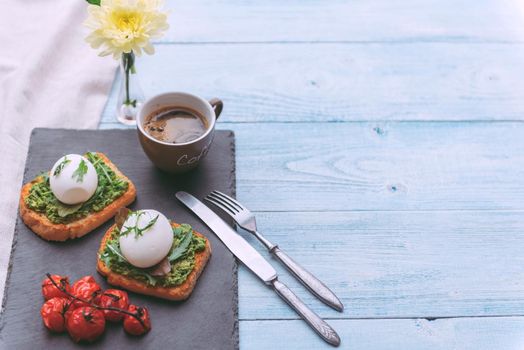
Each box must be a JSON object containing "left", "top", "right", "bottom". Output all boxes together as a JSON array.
[
  {"left": 271, "top": 279, "right": 341, "bottom": 347},
  {"left": 271, "top": 247, "right": 344, "bottom": 312}
]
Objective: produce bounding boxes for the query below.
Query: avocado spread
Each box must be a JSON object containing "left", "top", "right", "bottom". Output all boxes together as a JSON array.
[
  {"left": 25, "top": 152, "right": 129, "bottom": 224},
  {"left": 99, "top": 224, "right": 206, "bottom": 287}
]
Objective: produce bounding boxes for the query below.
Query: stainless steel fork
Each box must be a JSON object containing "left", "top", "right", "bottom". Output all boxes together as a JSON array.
[{"left": 205, "top": 190, "right": 344, "bottom": 312}]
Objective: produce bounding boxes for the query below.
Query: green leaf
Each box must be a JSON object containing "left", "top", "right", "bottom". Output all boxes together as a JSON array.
[
  {"left": 55, "top": 201, "right": 83, "bottom": 217},
  {"left": 139, "top": 271, "right": 158, "bottom": 286},
  {"left": 99, "top": 162, "right": 113, "bottom": 184},
  {"left": 81, "top": 184, "right": 103, "bottom": 208},
  {"left": 105, "top": 240, "right": 127, "bottom": 263},
  {"left": 71, "top": 159, "right": 88, "bottom": 183},
  {"left": 168, "top": 229, "right": 193, "bottom": 262},
  {"left": 173, "top": 226, "right": 183, "bottom": 236},
  {"left": 86, "top": 0, "right": 101, "bottom": 5},
  {"left": 53, "top": 157, "right": 71, "bottom": 176},
  {"left": 180, "top": 223, "right": 192, "bottom": 231},
  {"left": 137, "top": 214, "right": 159, "bottom": 237},
  {"left": 120, "top": 211, "right": 159, "bottom": 238}
]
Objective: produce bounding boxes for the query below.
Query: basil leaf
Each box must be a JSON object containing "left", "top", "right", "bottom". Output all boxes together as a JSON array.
[
  {"left": 86, "top": 0, "right": 100, "bottom": 5},
  {"left": 168, "top": 229, "right": 193, "bottom": 262},
  {"left": 55, "top": 201, "right": 83, "bottom": 217}
]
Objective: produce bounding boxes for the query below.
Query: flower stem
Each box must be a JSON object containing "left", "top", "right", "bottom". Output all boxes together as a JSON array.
[
  {"left": 122, "top": 52, "right": 136, "bottom": 107},
  {"left": 125, "top": 61, "right": 130, "bottom": 105}
]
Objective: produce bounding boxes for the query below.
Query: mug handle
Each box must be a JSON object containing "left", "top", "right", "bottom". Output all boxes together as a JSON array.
[{"left": 209, "top": 98, "right": 223, "bottom": 119}]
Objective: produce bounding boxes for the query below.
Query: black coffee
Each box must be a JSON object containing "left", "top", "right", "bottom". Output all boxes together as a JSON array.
[{"left": 144, "top": 106, "right": 208, "bottom": 144}]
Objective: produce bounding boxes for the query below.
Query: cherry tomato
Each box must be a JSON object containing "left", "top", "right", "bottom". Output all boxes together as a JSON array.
[
  {"left": 70, "top": 276, "right": 102, "bottom": 308},
  {"left": 98, "top": 289, "right": 129, "bottom": 322},
  {"left": 75, "top": 276, "right": 97, "bottom": 285},
  {"left": 41, "top": 274, "right": 71, "bottom": 300},
  {"left": 40, "top": 297, "right": 72, "bottom": 333},
  {"left": 123, "top": 304, "right": 151, "bottom": 336},
  {"left": 66, "top": 306, "right": 106, "bottom": 343}
]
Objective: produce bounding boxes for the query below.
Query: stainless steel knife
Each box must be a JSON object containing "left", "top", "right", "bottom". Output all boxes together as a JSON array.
[{"left": 176, "top": 191, "right": 341, "bottom": 347}]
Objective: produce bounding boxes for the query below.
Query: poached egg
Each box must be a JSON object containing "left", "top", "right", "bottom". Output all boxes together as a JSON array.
[
  {"left": 119, "top": 210, "right": 174, "bottom": 268},
  {"left": 49, "top": 154, "right": 98, "bottom": 205}
]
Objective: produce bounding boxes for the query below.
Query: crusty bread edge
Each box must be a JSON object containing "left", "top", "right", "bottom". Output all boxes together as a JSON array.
[
  {"left": 97, "top": 223, "right": 211, "bottom": 301},
  {"left": 19, "top": 153, "right": 137, "bottom": 241}
]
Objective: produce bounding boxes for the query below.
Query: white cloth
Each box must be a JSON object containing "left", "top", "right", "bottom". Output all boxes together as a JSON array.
[{"left": 0, "top": 1, "right": 116, "bottom": 298}]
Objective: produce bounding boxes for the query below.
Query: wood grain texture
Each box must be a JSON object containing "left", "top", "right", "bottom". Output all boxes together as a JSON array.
[
  {"left": 158, "top": 0, "right": 524, "bottom": 43},
  {"left": 237, "top": 210, "right": 524, "bottom": 319},
  {"left": 100, "top": 43, "right": 524, "bottom": 123},
  {"left": 95, "top": 1, "right": 524, "bottom": 347},
  {"left": 241, "top": 317, "right": 524, "bottom": 350},
  {"left": 99, "top": 122, "right": 524, "bottom": 211}
]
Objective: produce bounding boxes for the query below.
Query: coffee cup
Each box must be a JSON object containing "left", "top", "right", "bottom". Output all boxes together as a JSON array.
[{"left": 136, "top": 92, "right": 223, "bottom": 173}]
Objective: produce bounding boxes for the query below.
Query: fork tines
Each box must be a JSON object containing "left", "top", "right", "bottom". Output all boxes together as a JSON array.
[{"left": 205, "top": 190, "right": 245, "bottom": 215}]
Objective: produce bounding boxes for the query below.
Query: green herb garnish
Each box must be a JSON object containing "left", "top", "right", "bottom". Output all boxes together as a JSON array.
[
  {"left": 120, "top": 211, "right": 160, "bottom": 238},
  {"left": 25, "top": 153, "right": 128, "bottom": 224},
  {"left": 168, "top": 226, "right": 193, "bottom": 262},
  {"left": 106, "top": 240, "right": 128, "bottom": 263},
  {"left": 53, "top": 157, "right": 71, "bottom": 176},
  {"left": 99, "top": 225, "right": 206, "bottom": 287},
  {"left": 71, "top": 159, "right": 88, "bottom": 183}
]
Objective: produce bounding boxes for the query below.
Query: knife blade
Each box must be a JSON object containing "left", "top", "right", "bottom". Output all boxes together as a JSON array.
[
  {"left": 176, "top": 191, "right": 341, "bottom": 347},
  {"left": 176, "top": 191, "right": 277, "bottom": 283}
]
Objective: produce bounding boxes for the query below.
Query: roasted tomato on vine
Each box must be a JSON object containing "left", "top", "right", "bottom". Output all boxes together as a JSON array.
[
  {"left": 70, "top": 276, "right": 102, "bottom": 308},
  {"left": 41, "top": 297, "right": 73, "bottom": 333},
  {"left": 98, "top": 289, "right": 129, "bottom": 322},
  {"left": 66, "top": 306, "right": 106, "bottom": 343},
  {"left": 75, "top": 276, "right": 97, "bottom": 285},
  {"left": 42, "top": 274, "right": 71, "bottom": 300},
  {"left": 123, "top": 305, "right": 151, "bottom": 336}
]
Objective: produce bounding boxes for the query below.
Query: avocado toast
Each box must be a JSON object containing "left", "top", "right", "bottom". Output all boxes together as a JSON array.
[
  {"left": 19, "top": 152, "right": 136, "bottom": 241},
  {"left": 97, "top": 218, "right": 211, "bottom": 301}
]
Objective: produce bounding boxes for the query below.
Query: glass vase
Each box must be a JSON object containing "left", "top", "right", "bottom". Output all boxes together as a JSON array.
[{"left": 116, "top": 51, "right": 145, "bottom": 125}]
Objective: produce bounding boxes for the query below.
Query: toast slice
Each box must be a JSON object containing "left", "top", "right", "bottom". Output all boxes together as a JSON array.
[
  {"left": 19, "top": 153, "right": 136, "bottom": 241},
  {"left": 97, "top": 223, "right": 211, "bottom": 301}
]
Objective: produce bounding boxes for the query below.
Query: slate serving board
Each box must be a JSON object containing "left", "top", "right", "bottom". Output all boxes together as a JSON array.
[{"left": 0, "top": 128, "right": 238, "bottom": 350}]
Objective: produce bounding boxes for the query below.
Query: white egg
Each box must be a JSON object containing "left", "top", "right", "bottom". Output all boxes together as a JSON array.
[
  {"left": 49, "top": 154, "right": 98, "bottom": 205},
  {"left": 119, "top": 210, "right": 174, "bottom": 268}
]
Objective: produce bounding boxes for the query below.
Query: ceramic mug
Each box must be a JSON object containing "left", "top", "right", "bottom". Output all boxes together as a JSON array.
[{"left": 136, "top": 92, "right": 223, "bottom": 173}]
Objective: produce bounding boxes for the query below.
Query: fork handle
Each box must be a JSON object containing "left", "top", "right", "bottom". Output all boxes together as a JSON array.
[
  {"left": 271, "top": 246, "right": 344, "bottom": 312},
  {"left": 271, "top": 279, "right": 341, "bottom": 347}
]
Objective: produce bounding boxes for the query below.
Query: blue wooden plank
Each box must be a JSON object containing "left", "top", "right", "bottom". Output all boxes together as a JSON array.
[
  {"left": 99, "top": 122, "right": 524, "bottom": 211},
  {"left": 237, "top": 210, "right": 524, "bottom": 319},
  {"left": 100, "top": 43, "right": 524, "bottom": 123},
  {"left": 240, "top": 317, "right": 524, "bottom": 350},
  {"left": 157, "top": 0, "right": 524, "bottom": 43},
  {"left": 233, "top": 121, "right": 524, "bottom": 211}
]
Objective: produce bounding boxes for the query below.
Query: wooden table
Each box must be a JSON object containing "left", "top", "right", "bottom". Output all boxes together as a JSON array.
[{"left": 99, "top": 1, "right": 524, "bottom": 348}]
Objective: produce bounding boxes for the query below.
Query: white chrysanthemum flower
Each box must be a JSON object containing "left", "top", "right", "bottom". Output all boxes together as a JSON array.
[{"left": 84, "top": 0, "right": 169, "bottom": 59}]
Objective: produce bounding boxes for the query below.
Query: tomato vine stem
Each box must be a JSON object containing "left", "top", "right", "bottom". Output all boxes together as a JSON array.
[{"left": 45, "top": 273, "right": 146, "bottom": 329}]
